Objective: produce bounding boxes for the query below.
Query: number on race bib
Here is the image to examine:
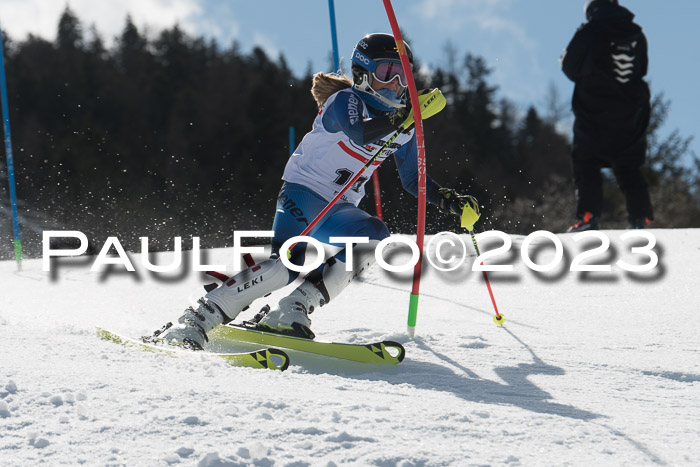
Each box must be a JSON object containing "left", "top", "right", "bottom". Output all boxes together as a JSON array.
[{"left": 333, "top": 168, "right": 354, "bottom": 186}]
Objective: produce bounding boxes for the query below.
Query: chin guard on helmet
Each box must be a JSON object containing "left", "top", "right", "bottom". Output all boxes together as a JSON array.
[{"left": 352, "top": 72, "right": 406, "bottom": 111}]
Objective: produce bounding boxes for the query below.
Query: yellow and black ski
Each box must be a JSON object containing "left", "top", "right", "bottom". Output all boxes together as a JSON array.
[
  {"left": 209, "top": 324, "right": 405, "bottom": 365},
  {"left": 96, "top": 327, "right": 290, "bottom": 371}
]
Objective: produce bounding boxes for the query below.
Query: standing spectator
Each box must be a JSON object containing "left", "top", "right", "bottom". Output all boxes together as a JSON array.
[{"left": 561, "top": 0, "right": 653, "bottom": 232}]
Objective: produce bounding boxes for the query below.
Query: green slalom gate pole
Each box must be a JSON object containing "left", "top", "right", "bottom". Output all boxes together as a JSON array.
[{"left": 0, "top": 27, "right": 22, "bottom": 270}]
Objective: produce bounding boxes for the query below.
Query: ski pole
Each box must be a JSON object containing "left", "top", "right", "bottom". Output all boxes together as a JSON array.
[
  {"left": 461, "top": 205, "right": 505, "bottom": 326},
  {"left": 292, "top": 130, "right": 399, "bottom": 245},
  {"left": 207, "top": 89, "right": 447, "bottom": 280},
  {"left": 286, "top": 89, "right": 446, "bottom": 253},
  {"left": 207, "top": 128, "right": 408, "bottom": 282}
]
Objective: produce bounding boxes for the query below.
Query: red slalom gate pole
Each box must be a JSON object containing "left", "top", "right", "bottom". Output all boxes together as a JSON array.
[
  {"left": 382, "top": 0, "right": 427, "bottom": 337},
  {"left": 372, "top": 169, "right": 383, "bottom": 220},
  {"left": 282, "top": 86, "right": 444, "bottom": 257}
]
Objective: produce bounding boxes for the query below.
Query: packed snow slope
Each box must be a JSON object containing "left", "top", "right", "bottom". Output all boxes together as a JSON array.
[{"left": 1, "top": 229, "right": 699, "bottom": 466}]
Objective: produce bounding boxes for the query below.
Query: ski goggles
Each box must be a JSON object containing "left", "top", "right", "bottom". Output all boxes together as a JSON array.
[{"left": 352, "top": 49, "right": 408, "bottom": 87}]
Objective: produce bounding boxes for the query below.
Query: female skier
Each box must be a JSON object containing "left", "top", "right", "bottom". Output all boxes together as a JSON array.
[{"left": 152, "top": 33, "right": 478, "bottom": 349}]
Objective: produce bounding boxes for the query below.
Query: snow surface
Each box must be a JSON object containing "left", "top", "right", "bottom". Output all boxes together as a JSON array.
[{"left": 1, "top": 229, "right": 699, "bottom": 466}]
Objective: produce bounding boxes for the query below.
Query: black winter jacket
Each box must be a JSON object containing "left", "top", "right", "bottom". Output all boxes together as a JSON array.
[{"left": 561, "top": 2, "right": 650, "bottom": 156}]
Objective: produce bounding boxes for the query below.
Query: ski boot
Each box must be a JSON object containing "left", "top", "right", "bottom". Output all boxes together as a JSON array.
[
  {"left": 256, "top": 240, "right": 380, "bottom": 339},
  {"left": 627, "top": 217, "right": 651, "bottom": 229},
  {"left": 566, "top": 212, "right": 599, "bottom": 233},
  {"left": 144, "top": 298, "right": 227, "bottom": 350},
  {"left": 255, "top": 280, "right": 326, "bottom": 339},
  {"left": 144, "top": 257, "right": 291, "bottom": 349}
]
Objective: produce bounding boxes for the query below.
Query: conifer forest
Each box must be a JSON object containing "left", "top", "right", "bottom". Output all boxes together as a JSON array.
[{"left": 1, "top": 8, "right": 698, "bottom": 259}]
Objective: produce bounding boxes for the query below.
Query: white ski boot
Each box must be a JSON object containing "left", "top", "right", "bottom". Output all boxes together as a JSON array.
[
  {"left": 153, "top": 298, "right": 226, "bottom": 350},
  {"left": 205, "top": 257, "right": 291, "bottom": 319},
  {"left": 256, "top": 280, "right": 325, "bottom": 338},
  {"left": 257, "top": 241, "right": 379, "bottom": 339},
  {"left": 151, "top": 257, "right": 291, "bottom": 349}
]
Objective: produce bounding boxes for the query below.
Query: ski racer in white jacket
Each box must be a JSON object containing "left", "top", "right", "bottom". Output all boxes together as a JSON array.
[{"left": 151, "top": 33, "right": 478, "bottom": 349}]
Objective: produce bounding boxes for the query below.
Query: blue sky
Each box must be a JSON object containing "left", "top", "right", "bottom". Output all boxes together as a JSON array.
[{"left": 0, "top": 0, "right": 697, "bottom": 166}]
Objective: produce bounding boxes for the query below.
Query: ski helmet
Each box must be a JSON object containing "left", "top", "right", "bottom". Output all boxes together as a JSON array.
[{"left": 351, "top": 33, "right": 413, "bottom": 112}]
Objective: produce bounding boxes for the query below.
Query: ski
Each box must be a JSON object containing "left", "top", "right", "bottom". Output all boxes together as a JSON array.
[
  {"left": 208, "top": 323, "right": 406, "bottom": 364},
  {"left": 96, "top": 327, "right": 290, "bottom": 371}
]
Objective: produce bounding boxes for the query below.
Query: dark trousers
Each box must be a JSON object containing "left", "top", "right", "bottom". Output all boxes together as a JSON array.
[{"left": 572, "top": 142, "right": 653, "bottom": 221}]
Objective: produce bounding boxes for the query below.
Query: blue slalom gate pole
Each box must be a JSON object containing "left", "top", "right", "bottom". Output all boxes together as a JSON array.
[
  {"left": 0, "top": 27, "right": 22, "bottom": 269},
  {"left": 288, "top": 126, "right": 295, "bottom": 156},
  {"left": 329, "top": 0, "right": 384, "bottom": 219},
  {"left": 327, "top": 0, "right": 340, "bottom": 71}
]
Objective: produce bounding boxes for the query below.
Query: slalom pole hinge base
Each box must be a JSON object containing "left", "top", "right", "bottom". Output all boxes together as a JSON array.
[{"left": 493, "top": 315, "right": 506, "bottom": 326}]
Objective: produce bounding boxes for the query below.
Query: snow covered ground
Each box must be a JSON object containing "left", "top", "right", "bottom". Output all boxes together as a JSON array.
[{"left": 1, "top": 229, "right": 699, "bottom": 466}]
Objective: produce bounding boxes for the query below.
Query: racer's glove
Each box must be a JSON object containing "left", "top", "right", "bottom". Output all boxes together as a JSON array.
[
  {"left": 438, "top": 188, "right": 481, "bottom": 230},
  {"left": 388, "top": 89, "right": 445, "bottom": 133},
  {"left": 388, "top": 101, "right": 412, "bottom": 132}
]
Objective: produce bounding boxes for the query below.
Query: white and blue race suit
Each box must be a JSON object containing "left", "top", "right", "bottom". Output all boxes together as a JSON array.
[{"left": 272, "top": 87, "right": 442, "bottom": 276}]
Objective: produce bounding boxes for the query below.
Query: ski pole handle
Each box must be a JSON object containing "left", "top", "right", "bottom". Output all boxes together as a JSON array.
[{"left": 399, "top": 89, "right": 446, "bottom": 131}]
